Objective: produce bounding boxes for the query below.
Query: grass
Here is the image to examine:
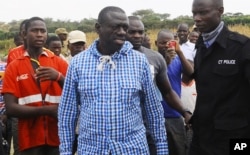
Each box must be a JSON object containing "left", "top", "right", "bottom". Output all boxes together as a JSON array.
[{"left": 1, "top": 24, "right": 250, "bottom": 60}]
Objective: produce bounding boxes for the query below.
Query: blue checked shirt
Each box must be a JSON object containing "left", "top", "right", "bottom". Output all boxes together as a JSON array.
[{"left": 58, "top": 40, "right": 168, "bottom": 155}]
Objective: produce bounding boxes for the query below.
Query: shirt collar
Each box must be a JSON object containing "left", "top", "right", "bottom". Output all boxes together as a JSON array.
[
  {"left": 196, "top": 25, "right": 227, "bottom": 49},
  {"left": 89, "top": 39, "right": 133, "bottom": 59},
  {"left": 24, "top": 50, "right": 49, "bottom": 57},
  {"left": 214, "top": 26, "right": 228, "bottom": 49}
]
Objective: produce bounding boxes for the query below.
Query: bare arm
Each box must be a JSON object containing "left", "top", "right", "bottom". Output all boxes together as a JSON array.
[
  {"left": 156, "top": 74, "right": 192, "bottom": 124},
  {"left": 174, "top": 41, "right": 194, "bottom": 77},
  {"left": 182, "top": 60, "right": 194, "bottom": 84},
  {"left": 4, "top": 93, "right": 58, "bottom": 118}
]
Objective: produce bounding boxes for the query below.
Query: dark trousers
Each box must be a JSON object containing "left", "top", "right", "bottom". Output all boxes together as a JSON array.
[
  {"left": 73, "top": 134, "right": 78, "bottom": 154},
  {"left": 12, "top": 118, "right": 19, "bottom": 155},
  {"left": 165, "top": 117, "right": 187, "bottom": 155},
  {"left": 189, "top": 123, "right": 250, "bottom": 155},
  {"left": 19, "top": 145, "right": 59, "bottom": 155},
  {"left": 0, "top": 123, "right": 8, "bottom": 155},
  {"left": 147, "top": 134, "right": 156, "bottom": 155}
]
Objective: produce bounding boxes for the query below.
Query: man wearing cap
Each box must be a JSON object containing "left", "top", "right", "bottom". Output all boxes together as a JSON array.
[
  {"left": 65, "top": 30, "right": 87, "bottom": 154},
  {"left": 55, "top": 28, "right": 69, "bottom": 57},
  {"left": 66, "top": 30, "right": 87, "bottom": 62}
]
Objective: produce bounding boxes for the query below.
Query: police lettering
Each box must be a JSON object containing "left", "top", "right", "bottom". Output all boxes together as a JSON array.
[{"left": 218, "top": 59, "right": 236, "bottom": 64}]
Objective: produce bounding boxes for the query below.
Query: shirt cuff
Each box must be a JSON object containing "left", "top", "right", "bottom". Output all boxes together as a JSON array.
[{"left": 156, "top": 142, "right": 169, "bottom": 155}]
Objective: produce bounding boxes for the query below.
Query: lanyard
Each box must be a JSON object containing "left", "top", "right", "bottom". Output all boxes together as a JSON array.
[{"left": 30, "top": 58, "right": 52, "bottom": 104}]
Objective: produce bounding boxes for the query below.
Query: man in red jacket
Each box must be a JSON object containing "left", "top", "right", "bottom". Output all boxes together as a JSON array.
[{"left": 2, "top": 17, "right": 68, "bottom": 155}]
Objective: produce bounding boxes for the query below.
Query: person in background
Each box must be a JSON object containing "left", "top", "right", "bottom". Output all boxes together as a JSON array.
[
  {"left": 3, "top": 17, "right": 68, "bottom": 155},
  {"left": 45, "top": 35, "right": 67, "bottom": 61},
  {"left": 188, "top": 0, "right": 250, "bottom": 154},
  {"left": 176, "top": 23, "right": 197, "bottom": 110},
  {"left": 13, "top": 33, "right": 24, "bottom": 47},
  {"left": 188, "top": 31, "right": 199, "bottom": 44},
  {"left": 0, "top": 61, "right": 7, "bottom": 155},
  {"left": 155, "top": 29, "right": 193, "bottom": 155},
  {"left": 45, "top": 35, "right": 62, "bottom": 56},
  {"left": 192, "top": 24, "right": 200, "bottom": 35},
  {"left": 66, "top": 30, "right": 87, "bottom": 63},
  {"left": 55, "top": 28, "right": 69, "bottom": 58},
  {"left": 6, "top": 19, "right": 29, "bottom": 155},
  {"left": 141, "top": 33, "right": 151, "bottom": 49},
  {"left": 176, "top": 22, "right": 197, "bottom": 155},
  {"left": 65, "top": 30, "right": 87, "bottom": 154},
  {"left": 176, "top": 23, "right": 196, "bottom": 61},
  {"left": 126, "top": 16, "right": 192, "bottom": 155},
  {"left": 7, "top": 19, "right": 29, "bottom": 65},
  {"left": 173, "top": 33, "right": 179, "bottom": 41},
  {"left": 0, "top": 115, "right": 7, "bottom": 155},
  {"left": 58, "top": 6, "right": 168, "bottom": 155}
]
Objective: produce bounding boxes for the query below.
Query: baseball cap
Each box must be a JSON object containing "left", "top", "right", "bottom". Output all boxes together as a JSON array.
[
  {"left": 68, "top": 30, "right": 86, "bottom": 44},
  {"left": 55, "top": 28, "right": 68, "bottom": 35}
]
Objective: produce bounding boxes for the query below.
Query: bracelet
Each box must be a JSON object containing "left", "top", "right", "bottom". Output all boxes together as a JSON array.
[{"left": 56, "top": 72, "right": 62, "bottom": 81}]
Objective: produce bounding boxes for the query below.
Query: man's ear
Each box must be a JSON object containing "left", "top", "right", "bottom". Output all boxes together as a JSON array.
[
  {"left": 95, "top": 23, "right": 101, "bottom": 34},
  {"left": 154, "top": 40, "right": 158, "bottom": 46},
  {"left": 23, "top": 30, "right": 27, "bottom": 40},
  {"left": 218, "top": 6, "right": 224, "bottom": 15},
  {"left": 83, "top": 44, "right": 87, "bottom": 50}
]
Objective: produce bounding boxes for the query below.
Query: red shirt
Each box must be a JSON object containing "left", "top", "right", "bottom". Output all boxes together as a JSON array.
[
  {"left": 3, "top": 50, "right": 68, "bottom": 151},
  {"left": 7, "top": 45, "right": 25, "bottom": 66}
]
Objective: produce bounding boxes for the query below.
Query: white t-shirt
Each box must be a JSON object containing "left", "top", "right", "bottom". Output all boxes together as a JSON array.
[
  {"left": 180, "top": 41, "right": 197, "bottom": 112},
  {"left": 181, "top": 81, "right": 197, "bottom": 113},
  {"left": 180, "top": 41, "right": 196, "bottom": 62}
]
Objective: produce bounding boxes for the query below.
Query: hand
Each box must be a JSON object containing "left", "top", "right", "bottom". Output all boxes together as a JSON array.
[
  {"left": 167, "top": 40, "right": 181, "bottom": 55},
  {"left": 45, "top": 105, "right": 58, "bottom": 119},
  {"left": 166, "top": 49, "right": 176, "bottom": 64},
  {"left": 35, "top": 66, "right": 59, "bottom": 82},
  {"left": 183, "top": 111, "right": 192, "bottom": 129}
]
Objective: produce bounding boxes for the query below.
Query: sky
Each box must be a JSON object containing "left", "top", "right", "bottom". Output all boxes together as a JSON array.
[{"left": 1, "top": 0, "right": 249, "bottom": 23}]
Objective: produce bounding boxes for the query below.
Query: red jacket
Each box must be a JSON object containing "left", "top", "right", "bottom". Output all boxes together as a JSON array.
[{"left": 3, "top": 50, "right": 68, "bottom": 151}]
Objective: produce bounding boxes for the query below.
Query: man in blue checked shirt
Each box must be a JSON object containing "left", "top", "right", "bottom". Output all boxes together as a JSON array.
[{"left": 58, "top": 6, "right": 168, "bottom": 155}]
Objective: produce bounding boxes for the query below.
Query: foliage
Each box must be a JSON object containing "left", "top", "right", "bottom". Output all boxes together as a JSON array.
[
  {"left": 0, "top": 39, "right": 14, "bottom": 60},
  {"left": 1, "top": 9, "right": 250, "bottom": 39},
  {"left": 1, "top": 9, "right": 250, "bottom": 60},
  {"left": 1, "top": 24, "right": 250, "bottom": 60}
]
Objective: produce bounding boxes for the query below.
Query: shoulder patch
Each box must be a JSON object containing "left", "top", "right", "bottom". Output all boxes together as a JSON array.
[{"left": 228, "top": 32, "right": 249, "bottom": 44}]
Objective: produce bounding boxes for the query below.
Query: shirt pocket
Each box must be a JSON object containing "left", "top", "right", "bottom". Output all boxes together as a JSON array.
[
  {"left": 213, "top": 65, "right": 238, "bottom": 77},
  {"left": 120, "top": 80, "right": 143, "bottom": 122},
  {"left": 78, "top": 75, "right": 98, "bottom": 103},
  {"left": 212, "top": 65, "right": 239, "bottom": 89},
  {"left": 120, "top": 80, "right": 142, "bottom": 107}
]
